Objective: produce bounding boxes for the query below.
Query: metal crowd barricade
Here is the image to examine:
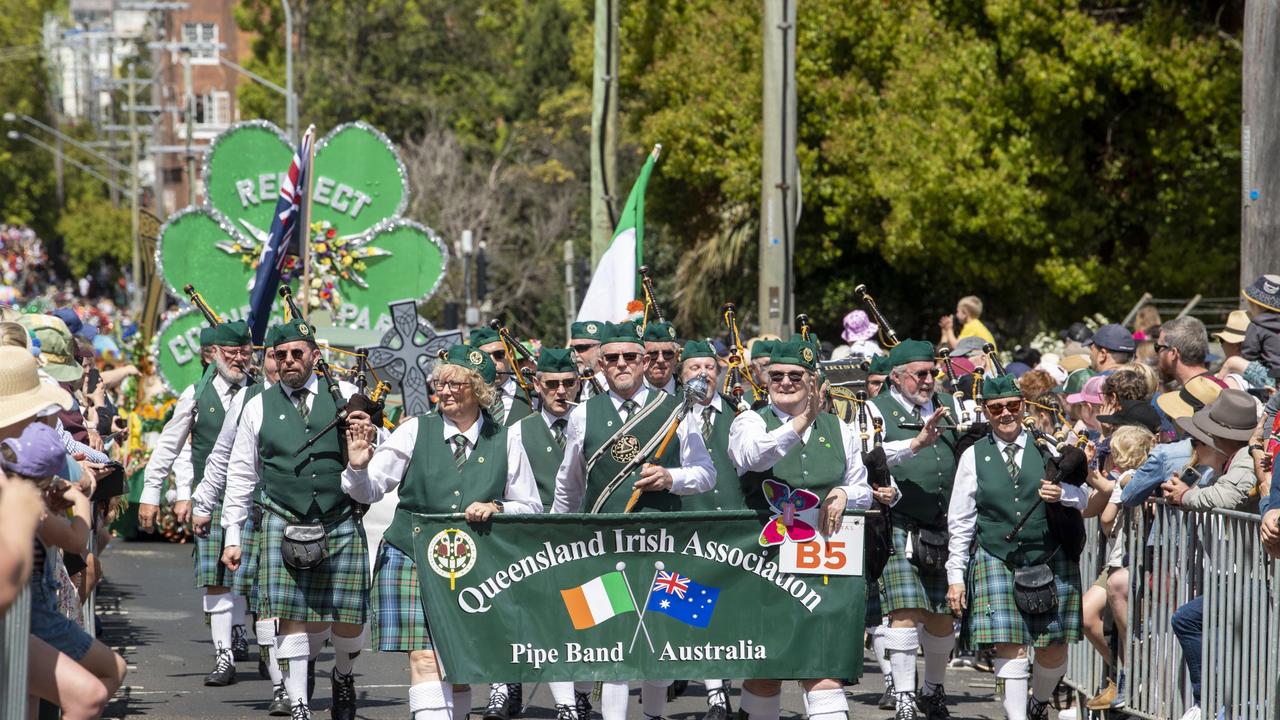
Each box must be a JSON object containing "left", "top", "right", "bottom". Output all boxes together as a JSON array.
[
  {"left": 0, "top": 585, "right": 32, "bottom": 719},
  {"left": 1063, "top": 517, "right": 1107, "bottom": 705}
]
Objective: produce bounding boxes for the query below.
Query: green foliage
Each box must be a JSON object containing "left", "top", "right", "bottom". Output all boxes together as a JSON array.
[
  {"left": 57, "top": 195, "right": 132, "bottom": 276},
  {"left": 0, "top": 0, "right": 61, "bottom": 239}
]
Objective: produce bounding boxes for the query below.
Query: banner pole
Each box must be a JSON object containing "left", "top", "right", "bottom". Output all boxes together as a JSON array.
[{"left": 627, "top": 562, "right": 662, "bottom": 654}]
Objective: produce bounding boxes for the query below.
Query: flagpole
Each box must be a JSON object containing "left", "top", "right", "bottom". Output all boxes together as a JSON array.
[
  {"left": 627, "top": 561, "right": 663, "bottom": 654},
  {"left": 298, "top": 124, "right": 317, "bottom": 320}
]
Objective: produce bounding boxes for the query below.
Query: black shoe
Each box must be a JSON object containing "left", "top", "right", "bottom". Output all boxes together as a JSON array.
[
  {"left": 232, "top": 624, "right": 250, "bottom": 662},
  {"left": 1027, "top": 697, "right": 1051, "bottom": 720},
  {"left": 331, "top": 668, "right": 357, "bottom": 720},
  {"left": 703, "top": 704, "right": 728, "bottom": 720},
  {"left": 483, "top": 684, "right": 511, "bottom": 720},
  {"left": 291, "top": 701, "right": 312, "bottom": 720},
  {"left": 916, "top": 684, "right": 950, "bottom": 720},
  {"left": 204, "top": 647, "right": 237, "bottom": 686},
  {"left": 668, "top": 680, "right": 689, "bottom": 702},
  {"left": 259, "top": 645, "right": 271, "bottom": 680},
  {"left": 509, "top": 683, "right": 524, "bottom": 718},
  {"left": 894, "top": 692, "right": 918, "bottom": 720},
  {"left": 556, "top": 705, "right": 576, "bottom": 720},
  {"left": 307, "top": 660, "right": 316, "bottom": 702},
  {"left": 879, "top": 676, "right": 897, "bottom": 711},
  {"left": 574, "top": 691, "right": 593, "bottom": 720},
  {"left": 269, "top": 683, "right": 292, "bottom": 716}
]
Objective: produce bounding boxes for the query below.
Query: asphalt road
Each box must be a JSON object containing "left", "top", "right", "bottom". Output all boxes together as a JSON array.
[{"left": 98, "top": 540, "right": 1007, "bottom": 719}]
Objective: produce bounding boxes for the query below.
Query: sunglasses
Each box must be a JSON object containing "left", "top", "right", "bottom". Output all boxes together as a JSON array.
[
  {"left": 646, "top": 350, "right": 677, "bottom": 360},
  {"left": 1154, "top": 342, "right": 1171, "bottom": 354},
  {"left": 603, "top": 352, "right": 642, "bottom": 364},
  {"left": 986, "top": 400, "right": 1023, "bottom": 416},
  {"left": 905, "top": 369, "right": 933, "bottom": 381},
  {"left": 489, "top": 350, "right": 507, "bottom": 361},
  {"left": 541, "top": 378, "right": 579, "bottom": 390},
  {"left": 570, "top": 343, "right": 597, "bottom": 353},
  {"left": 272, "top": 348, "right": 307, "bottom": 361},
  {"left": 768, "top": 371, "right": 807, "bottom": 384}
]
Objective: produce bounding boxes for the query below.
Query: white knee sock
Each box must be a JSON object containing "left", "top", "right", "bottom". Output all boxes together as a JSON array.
[
  {"left": 204, "top": 592, "right": 234, "bottom": 656},
  {"left": 411, "top": 681, "right": 453, "bottom": 720},
  {"left": 995, "top": 657, "right": 1030, "bottom": 720},
  {"left": 309, "top": 628, "right": 330, "bottom": 659},
  {"left": 277, "top": 632, "right": 311, "bottom": 707},
  {"left": 256, "top": 619, "right": 283, "bottom": 684},
  {"left": 453, "top": 686, "right": 472, "bottom": 720},
  {"left": 549, "top": 681, "right": 576, "bottom": 707},
  {"left": 1031, "top": 655, "right": 1066, "bottom": 702},
  {"left": 705, "top": 679, "right": 727, "bottom": 706},
  {"left": 919, "top": 627, "right": 955, "bottom": 692},
  {"left": 739, "top": 688, "right": 781, "bottom": 720},
  {"left": 231, "top": 593, "right": 247, "bottom": 627},
  {"left": 870, "top": 623, "right": 892, "bottom": 680},
  {"left": 641, "top": 680, "right": 670, "bottom": 718},
  {"left": 601, "top": 681, "right": 629, "bottom": 720},
  {"left": 805, "top": 688, "right": 848, "bottom": 720},
  {"left": 332, "top": 629, "right": 363, "bottom": 675},
  {"left": 882, "top": 626, "right": 919, "bottom": 696}
]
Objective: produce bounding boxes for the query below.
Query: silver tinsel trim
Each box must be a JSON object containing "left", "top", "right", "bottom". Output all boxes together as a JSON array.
[
  {"left": 362, "top": 217, "right": 450, "bottom": 300},
  {"left": 149, "top": 306, "right": 201, "bottom": 390},
  {"left": 315, "top": 120, "right": 410, "bottom": 221},
  {"left": 154, "top": 205, "right": 249, "bottom": 303},
  {"left": 200, "top": 120, "right": 292, "bottom": 205}
]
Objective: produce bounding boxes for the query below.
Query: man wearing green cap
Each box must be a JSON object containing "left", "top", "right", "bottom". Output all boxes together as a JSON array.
[
  {"left": 861, "top": 338, "right": 963, "bottom": 720},
  {"left": 342, "top": 344, "right": 540, "bottom": 720},
  {"left": 569, "top": 320, "right": 607, "bottom": 399},
  {"left": 470, "top": 327, "right": 534, "bottom": 426},
  {"left": 552, "top": 321, "right": 713, "bottom": 720},
  {"left": 726, "top": 337, "right": 888, "bottom": 720},
  {"left": 748, "top": 338, "right": 778, "bottom": 404},
  {"left": 141, "top": 320, "right": 257, "bottom": 687},
  {"left": 221, "top": 318, "right": 378, "bottom": 720},
  {"left": 946, "top": 376, "right": 1086, "bottom": 720},
  {"left": 643, "top": 321, "right": 681, "bottom": 396}
]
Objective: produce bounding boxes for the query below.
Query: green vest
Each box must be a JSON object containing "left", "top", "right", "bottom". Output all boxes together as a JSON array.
[
  {"left": 681, "top": 398, "right": 747, "bottom": 511},
  {"left": 258, "top": 379, "right": 348, "bottom": 519},
  {"left": 870, "top": 391, "right": 960, "bottom": 528},
  {"left": 518, "top": 413, "right": 566, "bottom": 509},
  {"left": 505, "top": 391, "right": 534, "bottom": 427},
  {"left": 582, "top": 390, "right": 682, "bottom": 513},
  {"left": 973, "top": 434, "right": 1055, "bottom": 564},
  {"left": 741, "top": 409, "right": 847, "bottom": 512},
  {"left": 385, "top": 414, "right": 508, "bottom": 554},
  {"left": 189, "top": 380, "right": 226, "bottom": 488}
]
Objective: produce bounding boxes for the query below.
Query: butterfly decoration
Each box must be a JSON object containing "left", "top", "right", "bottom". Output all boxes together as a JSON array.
[{"left": 758, "top": 479, "right": 822, "bottom": 546}]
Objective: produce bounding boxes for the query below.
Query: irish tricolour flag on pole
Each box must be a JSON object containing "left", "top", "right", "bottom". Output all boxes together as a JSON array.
[
  {"left": 576, "top": 144, "right": 662, "bottom": 322},
  {"left": 560, "top": 571, "right": 637, "bottom": 630}
]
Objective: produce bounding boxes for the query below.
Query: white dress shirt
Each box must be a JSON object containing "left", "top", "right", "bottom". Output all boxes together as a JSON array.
[
  {"left": 221, "top": 375, "right": 363, "bottom": 547},
  {"left": 141, "top": 373, "right": 245, "bottom": 506},
  {"left": 648, "top": 376, "right": 678, "bottom": 396},
  {"left": 945, "top": 430, "right": 1088, "bottom": 584},
  {"left": 552, "top": 385, "right": 714, "bottom": 513},
  {"left": 506, "top": 408, "right": 569, "bottom": 450},
  {"left": 192, "top": 381, "right": 271, "bottom": 517},
  {"left": 343, "top": 412, "right": 541, "bottom": 514},
  {"left": 860, "top": 386, "right": 947, "bottom": 467},
  {"left": 726, "top": 405, "right": 873, "bottom": 511}
]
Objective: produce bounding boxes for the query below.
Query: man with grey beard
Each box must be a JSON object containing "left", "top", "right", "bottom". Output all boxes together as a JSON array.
[{"left": 140, "top": 320, "right": 257, "bottom": 687}]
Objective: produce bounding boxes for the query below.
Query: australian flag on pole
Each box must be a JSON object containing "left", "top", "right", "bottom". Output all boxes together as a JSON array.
[
  {"left": 645, "top": 570, "right": 720, "bottom": 628},
  {"left": 247, "top": 125, "right": 314, "bottom": 344}
]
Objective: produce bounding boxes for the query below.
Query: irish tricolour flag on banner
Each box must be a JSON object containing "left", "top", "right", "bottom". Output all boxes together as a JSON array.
[
  {"left": 560, "top": 571, "right": 637, "bottom": 630},
  {"left": 576, "top": 144, "right": 662, "bottom": 322}
]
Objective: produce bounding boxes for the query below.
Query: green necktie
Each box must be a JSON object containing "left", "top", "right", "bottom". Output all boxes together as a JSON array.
[
  {"left": 490, "top": 395, "right": 506, "bottom": 425},
  {"left": 620, "top": 399, "right": 638, "bottom": 421},
  {"left": 551, "top": 418, "right": 568, "bottom": 449},
  {"left": 294, "top": 388, "right": 310, "bottom": 423},
  {"left": 701, "top": 405, "right": 715, "bottom": 439},
  {"left": 1004, "top": 443, "right": 1020, "bottom": 478},
  {"left": 451, "top": 435, "right": 469, "bottom": 470}
]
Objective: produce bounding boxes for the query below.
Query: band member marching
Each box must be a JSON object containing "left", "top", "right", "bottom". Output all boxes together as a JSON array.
[
  {"left": 643, "top": 321, "right": 681, "bottom": 396},
  {"left": 946, "top": 376, "right": 1085, "bottom": 720},
  {"left": 569, "top": 321, "right": 608, "bottom": 400},
  {"left": 470, "top": 327, "right": 534, "bottom": 427}
]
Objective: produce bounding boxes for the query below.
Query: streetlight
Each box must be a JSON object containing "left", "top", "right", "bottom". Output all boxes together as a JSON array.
[
  {"left": 7, "top": 130, "right": 130, "bottom": 195},
  {"left": 2, "top": 111, "right": 133, "bottom": 176}
]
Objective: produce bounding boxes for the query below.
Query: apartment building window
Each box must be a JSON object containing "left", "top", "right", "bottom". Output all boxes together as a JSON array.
[
  {"left": 181, "top": 22, "right": 218, "bottom": 62},
  {"left": 193, "top": 90, "right": 231, "bottom": 129}
]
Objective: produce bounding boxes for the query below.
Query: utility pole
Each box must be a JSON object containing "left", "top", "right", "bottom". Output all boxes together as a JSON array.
[
  {"left": 183, "top": 52, "right": 195, "bottom": 205},
  {"left": 1242, "top": 2, "right": 1280, "bottom": 288},
  {"left": 564, "top": 240, "right": 577, "bottom": 342},
  {"left": 758, "top": 0, "right": 797, "bottom": 338},
  {"left": 128, "top": 63, "right": 142, "bottom": 315},
  {"left": 589, "top": 0, "right": 619, "bottom": 267}
]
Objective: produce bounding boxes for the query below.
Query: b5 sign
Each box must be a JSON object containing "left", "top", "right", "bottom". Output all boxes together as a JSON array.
[{"left": 779, "top": 516, "right": 865, "bottom": 577}]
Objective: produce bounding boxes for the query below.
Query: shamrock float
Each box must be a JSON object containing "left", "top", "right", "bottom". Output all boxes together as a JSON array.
[{"left": 153, "top": 120, "right": 447, "bottom": 389}]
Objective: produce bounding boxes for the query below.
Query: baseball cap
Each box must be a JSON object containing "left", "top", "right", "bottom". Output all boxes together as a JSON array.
[
  {"left": 1066, "top": 375, "right": 1106, "bottom": 405},
  {"left": 0, "top": 422, "right": 69, "bottom": 479},
  {"left": 1084, "top": 324, "right": 1136, "bottom": 354}
]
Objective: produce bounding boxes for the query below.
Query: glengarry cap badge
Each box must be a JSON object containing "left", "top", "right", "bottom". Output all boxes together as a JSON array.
[{"left": 468, "top": 350, "right": 484, "bottom": 366}]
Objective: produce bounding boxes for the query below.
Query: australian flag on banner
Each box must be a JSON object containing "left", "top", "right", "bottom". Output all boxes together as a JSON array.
[
  {"left": 246, "top": 125, "right": 314, "bottom": 344},
  {"left": 645, "top": 570, "right": 720, "bottom": 628}
]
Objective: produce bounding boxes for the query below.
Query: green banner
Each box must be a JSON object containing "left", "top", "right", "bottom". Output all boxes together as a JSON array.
[{"left": 410, "top": 511, "right": 866, "bottom": 683}]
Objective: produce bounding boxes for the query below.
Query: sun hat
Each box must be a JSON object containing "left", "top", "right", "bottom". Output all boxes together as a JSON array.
[
  {"left": 1213, "top": 310, "right": 1251, "bottom": 345},
  {"left": 19, "top": 314, "right": 83, "bottom": 383},
  {"left": 1176, "top": 389, "right": 1258, "bottom": 450},
  {"left": 0, "top": 346, "right": 73, "bottom": 428},
  {"left": 1243, "top": 274, "right": 1280, "bottom": 313},
  {"left": 1156, "top": 376, "right": 1225, "bottom": 421},
  {"left": 1097, "top": 399, "right": 1162, "bottom": 433},
  {"left": 841, "top": 310, "right": 878, "bottom": 343}
]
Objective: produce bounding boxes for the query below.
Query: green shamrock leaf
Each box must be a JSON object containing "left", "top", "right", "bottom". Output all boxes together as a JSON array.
[{"left": 152, "top": 120, "right": 447, "bottom": 389}]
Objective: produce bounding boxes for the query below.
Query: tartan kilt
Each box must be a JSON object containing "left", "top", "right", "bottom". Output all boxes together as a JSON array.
[
  {"left": 864, "top": 582, "right": 884, "bottom": 625},
  {"left": 371, "top": 541, "right": 433, "bottom": 652},
  {"left": 193, "top": 502, "right": 229, "bottom": 588},
  {"left": 966, "top": 546, "right": 1083, "bottom": 648},
  {"left": 259, "top": 502, "right": 369, "bottom": 624},
  {"left": 233, "top": 512, "right": 261, "bottom": 614},
  {"left": 879, "top": 524, "right": 951, "bottom": 616}
]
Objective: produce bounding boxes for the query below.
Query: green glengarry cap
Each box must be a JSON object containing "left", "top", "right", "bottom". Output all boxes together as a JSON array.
[
  {"left": 271, "top": 318, "right": 316, "bottom": 347},
  {"left": 536, "top": 347, "right": 577, "bottom": 374},
  {"left": 768, "top": 339, "right": 818, "bottom": 371},
  {"left": 868, "top": 354, "right": 892, "bottom": 376},
  {"left": 888, "top": 339, "right": 934, "bottom": 367},
  {"left": 570, "top": 321, "right": 605, "bottom": 341},
  {"left": 601, "top": 321, "right": 644, "bottom": 347},
  {"left": 469, "top": 327, "right": 500, "bottom": 347},
  {"left": 442, "top": 344, "right": 497, "bottom": 384},
  {"left": 212, "top": 320, "right": 251, "bottom": 347},
  {"left": 1057, "top": 367, "right": 1097, "bottom": 395},
  {"left": 680, "top": 340, "right": 716, "bottom": 362},
  {"left": 264, "top": 324, "right": 284, "bottom": 347},
  {"left": 199, "top": 326, "right": 216, "bottom": 347},
  {"left": 982, "top": 374, "right": 1022, "bottom": 400},
  {"left": 750, "top": 338, "right": 777, "bottom": 360},
  {"left": 643, "top": 321, "right": 677, "bottom": 343}
]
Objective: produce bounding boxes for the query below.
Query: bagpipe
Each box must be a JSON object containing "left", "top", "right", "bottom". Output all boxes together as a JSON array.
[
  {"left": 488, "top": 318, "right": 537, "bottom": 406},
  {"left": 858, "top": 390, "right": 895, "bottom": 584},
  {"left": 1009, "top": 417, "right": 1089, "bottom": 561},
  {"left": 184, "top": 283, "right": 259, "bottom": 384},
  {"left": 853, "top": 283, "right": 900, "bottom": 348},
  {"left": 720, "top": 302, "right": 764, "bottom": 411},
  {"left": 638, "top": 265, "right": 666, "bottom": 333}
]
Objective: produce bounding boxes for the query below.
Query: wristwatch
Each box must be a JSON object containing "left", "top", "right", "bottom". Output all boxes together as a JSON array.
[{"left": 491, "top": 500, "right": 505, "bottom": 513}]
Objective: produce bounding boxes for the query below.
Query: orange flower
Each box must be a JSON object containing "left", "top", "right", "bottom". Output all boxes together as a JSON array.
[{"left": 626, "top": 300, "right": 645, "bottom": 314}]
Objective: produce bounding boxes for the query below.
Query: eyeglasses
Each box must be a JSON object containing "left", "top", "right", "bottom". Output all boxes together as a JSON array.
[
  {"left": 489, "top": 350, "right": 507, "bottom": 361},
  {"left": 986, "top": 400, "right": 1023, "bottom": 416},
  {"left": 768, "top": 371, "right": 807, "bottom": 385},
  {"left": 435, "top": 380, "right": 470, "bottom": 392},
  {"left": 646, "top": 350, "right": 677, "bottom": 360},
  {"left": 1154, "top": 343, "right": 1171, "bottom": 354},
  {"left": 541, "top": 378, "right": 579, "bottom": 390},
  {"left": 273, "top": 348, "right": 307, "bottom": 361},
  {"left": 570, "top": 343, "right": 597, "bottom": 353},
  {"left": 905, "top": 369, "right": 933, "bottom": 381},
  {"left": 603, "top": 352, "right": 641, "bottom": 364}
]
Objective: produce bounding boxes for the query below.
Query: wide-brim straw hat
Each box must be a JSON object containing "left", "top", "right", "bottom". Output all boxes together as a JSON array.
[{"left": 0, "top": 346, "right": 72, "bottom": 428}]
